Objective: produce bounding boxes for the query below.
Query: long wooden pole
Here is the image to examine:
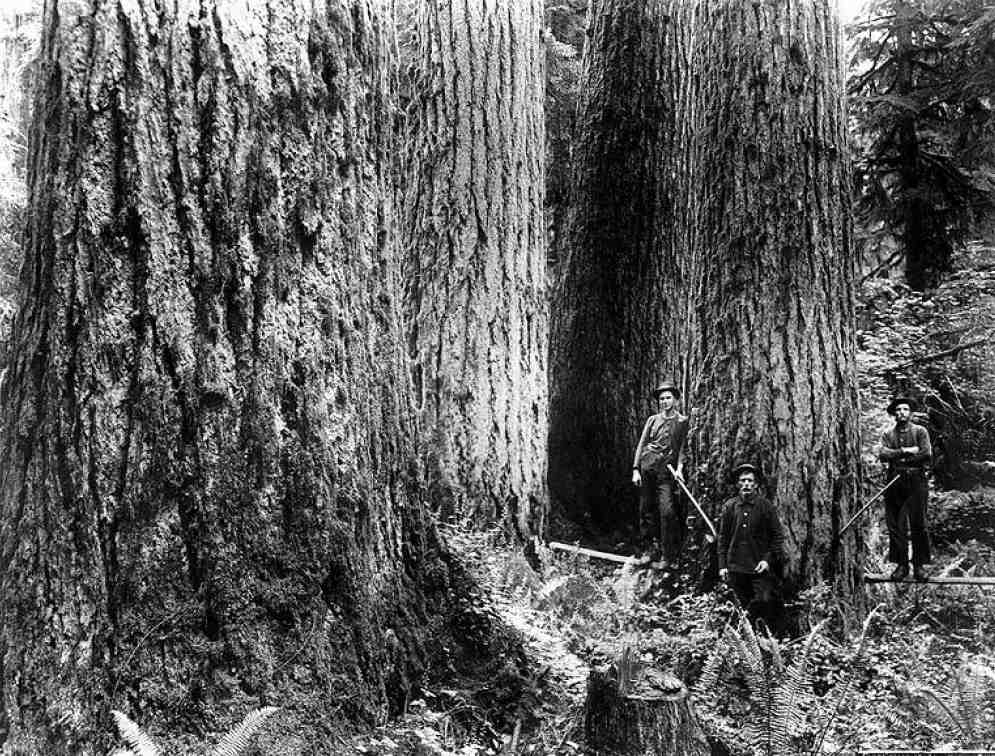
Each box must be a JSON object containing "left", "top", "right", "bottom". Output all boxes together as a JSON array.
[
  {"left": 667, "top": 465, "right": 717, "bottom": 542},
  {"left": 839, "top": 475, "right": 901, "bottom": 535}
]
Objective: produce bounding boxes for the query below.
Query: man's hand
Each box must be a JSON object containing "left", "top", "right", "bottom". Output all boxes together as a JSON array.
[
  {"left": 754, "top": 560, "right": 769, "bottom": 574},
  {"left": 674, "top": 465, "right": 685, "bottom": 482},
  {"left": 901, "top": 446, "right": 920, "bottom": 455},
  {"left": 719, "top": 568, "right": 729, "bottom": 582},
  {"left": 632, "top": 469, "right": 641, "bottom": 486}
]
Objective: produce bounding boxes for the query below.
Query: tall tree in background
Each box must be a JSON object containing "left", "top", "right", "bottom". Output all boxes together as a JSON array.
[
  {"left": 402, "top": 0, "right": 547, "bottom": 534},
  {"left": 690, "top": 0, "right": 863, "bottom": 593},
  {"left": 849, "top": 0, "right": 995, "bottom": 289},
  {"left": 0, "top": 1, "right": 489, "bottom": 749},
  {"left": 548, "top": 0, "right": 697, "bottom": 528},
  {"left": 544, "top": 0, "right": 587, "bottom": 268}
]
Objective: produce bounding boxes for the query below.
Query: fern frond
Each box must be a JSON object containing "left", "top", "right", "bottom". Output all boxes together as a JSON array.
[
  {"left": 728, "top": 623, "right": 769, "bottom": 705},
  {"left": 913, "top": 685, "right": 973, "bottom": 742},
  {"left": 913, "top": 657, "right": 995, "bottom": 747},
  {"left": 695, "top": 636, "right": 730, "bottom": 695},
  {"left": 210, "top": 706, "right": 280, "bottom": 756},
  {"left": 739, "top": 615, "right": 763, "bottom": 667},
  {"left": 111, "top": 710, "right": 160, "bottom": 756},
  {"left": 770, "top": 621, "right": 825, "bottom": 752}
]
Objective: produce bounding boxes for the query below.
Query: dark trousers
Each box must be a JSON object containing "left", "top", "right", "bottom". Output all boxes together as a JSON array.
[
  {"left": 728, "top": 571, "right": 780, "bottom": 631},
  {"left": 884, "top": 471, "right": 931, "bottom": 566},
  {"left": 639, "top": 470, "right": 684, "bottom": 562}
]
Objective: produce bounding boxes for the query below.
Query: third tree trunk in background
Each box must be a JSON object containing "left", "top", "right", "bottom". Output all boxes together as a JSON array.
[
  {"left": 548, "top": 0, "right": 696, "bottom": 529},
  {"left": 691, "top": 0, "right": 862, "bottom": 592}
]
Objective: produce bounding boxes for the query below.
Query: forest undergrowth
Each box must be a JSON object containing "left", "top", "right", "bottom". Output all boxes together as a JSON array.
[{"left": 341, "top": 242, "right": 995, "bottom": 756}]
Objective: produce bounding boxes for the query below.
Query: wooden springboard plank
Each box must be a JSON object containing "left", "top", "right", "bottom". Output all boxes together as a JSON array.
[{"left": 864, "top": 573, "right": 995, "bottom": 586}]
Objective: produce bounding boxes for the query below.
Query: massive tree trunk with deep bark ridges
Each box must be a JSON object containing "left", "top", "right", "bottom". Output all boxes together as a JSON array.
[
  {"left": 0, "top": 1, "right": 485, "bottom": 751},
  {"left": 402, "top": 0, "right": 548, "bottom": 535},
  {"left": 548, "top": 0, "right": 696, "bottom": 529},
  {"left": 689, "top": 0, "right": 863, "bottom": 594}
]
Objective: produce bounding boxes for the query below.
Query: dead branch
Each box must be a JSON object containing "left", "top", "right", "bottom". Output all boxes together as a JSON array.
[
  {"left": 880, "top": 336, "right": 991, "bottom": 374},
  {"left": 860, "top": 249, "right": 903, "bottom": 284}
]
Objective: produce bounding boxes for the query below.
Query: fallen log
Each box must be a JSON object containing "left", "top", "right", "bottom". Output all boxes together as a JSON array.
[
  {"left": 864, "top": 573, "right": 995, "bottom": 586},
  {"left": 548, "top": 541, "right": 643, "bottom": 565},
  {"left": 584, "top": 664, "right": 709, "bottom": 756}
]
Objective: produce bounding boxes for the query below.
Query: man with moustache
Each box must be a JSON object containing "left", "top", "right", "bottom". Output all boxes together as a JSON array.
[
  {"left": 878, "top": 396, "right": 933, "bottom": 581},
  {"left": 718, "top": 463, "right": 785, "bottom": 629}
]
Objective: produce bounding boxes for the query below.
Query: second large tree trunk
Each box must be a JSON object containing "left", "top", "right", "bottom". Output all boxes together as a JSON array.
[
  {"left": 690, "top": 0, "right": 863, "bottom": 593},
  {"left": 403, "top": 0, "right": 548, "bottom": 534},
  {"left": 548, "top": 0, "right": 696, "bottom": 528}
]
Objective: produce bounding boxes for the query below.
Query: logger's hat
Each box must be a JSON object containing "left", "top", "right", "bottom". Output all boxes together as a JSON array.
[
  {"left": 732, "top": 463, "right": 761, "bottom": 481},
  {"left": 652, "top": 382, "right": 681, "bottom": 400},
  {"left": 886, "top": 396, "right": 919, "bottom": 415}
]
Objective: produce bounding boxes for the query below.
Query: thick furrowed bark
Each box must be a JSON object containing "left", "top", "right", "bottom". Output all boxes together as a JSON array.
[
  {"left": 0, "top": 1, "right": 461, "bottom": 750},
  {"left": 689, "top": 0, "right": 863, "bottom": 594},
  {"left": 402, "top": 0, "right": 548, "bottom": 535}
]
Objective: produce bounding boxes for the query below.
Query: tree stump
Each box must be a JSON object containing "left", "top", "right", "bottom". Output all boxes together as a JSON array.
[{"left": 584, "top": 665, "right": 709, "bottom": 756}]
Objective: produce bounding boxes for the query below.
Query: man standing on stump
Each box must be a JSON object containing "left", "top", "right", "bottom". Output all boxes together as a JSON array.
[
  {"left": 632, "top": 383, "right": 689, "bottom": 569},
  {"left": 718, "top": 464, "right": 785, "bottom": 631},
  {"left": 878, "top": 396, "right": 933, "bottom": 581}
]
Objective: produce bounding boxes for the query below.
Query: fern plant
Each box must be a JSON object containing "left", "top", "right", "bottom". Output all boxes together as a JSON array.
[
  {"left": 911, "top": 657, "right": 995, "bottom": 748},
  {"left": 110, "top": 711, "right": 159, "bottom": 756},
  {"left": 696, "top": 606, "right": 888, "bottom": 756},
  {"left": 694, "top": 613, "right": 827, "bottom": 756},
  {"left": 110, "top": 706, "right": 280, "bottom": 756}
]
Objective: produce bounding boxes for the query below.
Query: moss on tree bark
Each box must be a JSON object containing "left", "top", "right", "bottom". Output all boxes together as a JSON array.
[{"left": 0, "top": 1, "right": 494, "bottom": 751}]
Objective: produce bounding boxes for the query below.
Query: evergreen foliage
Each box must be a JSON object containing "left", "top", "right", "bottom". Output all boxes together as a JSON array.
[{"left": 849, "top": 0, "right": 995, "bottom": 289}]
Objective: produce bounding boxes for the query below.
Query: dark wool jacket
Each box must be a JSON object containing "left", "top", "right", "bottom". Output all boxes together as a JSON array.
[{"left": 717, "top": 494, "right": 786, "bottom": 574}]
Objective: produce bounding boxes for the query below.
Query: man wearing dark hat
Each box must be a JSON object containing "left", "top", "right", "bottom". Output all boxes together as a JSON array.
[
  {"left": 878, "top": 396, "right": 933, "bottom": 581},
  {"left": 718, "top": 463, "right": 785, "bottom": 629},
  {"left": 631, "top": 382, "right": 689, "bottom": 567}
]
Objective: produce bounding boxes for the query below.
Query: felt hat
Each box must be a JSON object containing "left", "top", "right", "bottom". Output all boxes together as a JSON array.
[
  {"left": 886, "top": 396, "right": 919, "bottom": 415},
  {"left": 732, "top": 463, "right": 761, "bottom": 480},
  {"left": 652, "top": 382, "right": 681, "bottom": 399}
]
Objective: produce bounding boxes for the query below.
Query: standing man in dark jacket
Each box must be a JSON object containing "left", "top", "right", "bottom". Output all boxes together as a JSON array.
[
  {"left": 632, "top": 382, "right": 689, "bottom": 567},
  {"left": 878, "top": 396, "right": 933, "bottom": 581},
  {"left": 718, "top": 463, "right": 785, "bottom": 629}
]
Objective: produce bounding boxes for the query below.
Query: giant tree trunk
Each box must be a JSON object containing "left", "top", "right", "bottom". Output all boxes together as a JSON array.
[
  {"left": 548, "top": 0, "right": 696, "bottom": 528},
  {"left": 690, "top": 0, "right": 863, "bottom": 593},
  {"left": 403, "top": 0, "right": 547, "bottom": 534},
  {"left": 0, "top": 1, "right": 471, "bottom": 750}
]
